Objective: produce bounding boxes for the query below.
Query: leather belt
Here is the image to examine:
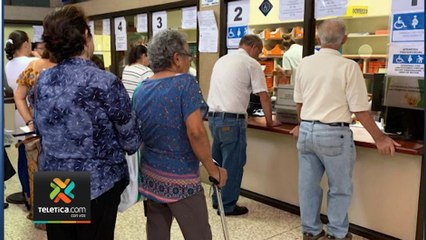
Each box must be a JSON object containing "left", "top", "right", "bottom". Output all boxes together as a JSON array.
[
  {"left": 302, "top": 120, "right": 349, "bottom": 127},
  {"left": 208, "top": 112, "right": 246, "bottom": 119}
]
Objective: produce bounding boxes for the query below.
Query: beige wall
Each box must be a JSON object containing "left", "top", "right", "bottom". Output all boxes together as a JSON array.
[
  {"left": 76, "top": 0, "right": 185, "bottom": 16},
  {"left": 4, "top": 6, "right": 52, "bottom": 22}
]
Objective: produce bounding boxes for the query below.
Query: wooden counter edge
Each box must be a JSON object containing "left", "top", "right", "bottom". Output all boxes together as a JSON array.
[{"left": 246, "top": 117, "right": 424, "bottom": 156}]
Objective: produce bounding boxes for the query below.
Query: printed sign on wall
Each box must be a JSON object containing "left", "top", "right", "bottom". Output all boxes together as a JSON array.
[
  {"left": 152, "top": 11, "right": 168, "bottom": 36},
  {"left": 388, "top": 43, "right": 424, "bottom": 77},
  {"left": 391, "top": 12, "right": 424, "bottom": 42},
  {"left": 114, "top": 17, "right": 128, "bottom": 51},
  {"left": 227, "top": 0, "right": 250, "bottom": 48}
]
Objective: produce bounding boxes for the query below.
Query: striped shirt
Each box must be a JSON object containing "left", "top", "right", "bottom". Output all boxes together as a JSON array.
[{"left": 121, "top": 64, "right": 153, "bottom": 97}]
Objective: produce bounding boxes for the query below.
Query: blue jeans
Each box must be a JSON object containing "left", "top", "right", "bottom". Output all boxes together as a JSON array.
[
  {"left": 208, "top": 116, "right": 247, "bottom": 213},
  {"left": 297, "top": 121, "right": 356, "bottom": 238}
]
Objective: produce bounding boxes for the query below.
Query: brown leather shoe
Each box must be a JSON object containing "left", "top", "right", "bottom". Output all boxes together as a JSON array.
[
  {"left": 322, "top": 233, "right": 353, "bottom": 240},
  {"left": 303, "top": 230, "right": 325, "bottom": 240}
]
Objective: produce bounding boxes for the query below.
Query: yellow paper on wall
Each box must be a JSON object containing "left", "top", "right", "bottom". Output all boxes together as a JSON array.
[{"left": 346, "top": 6, "right": 369, "bottom": 17}]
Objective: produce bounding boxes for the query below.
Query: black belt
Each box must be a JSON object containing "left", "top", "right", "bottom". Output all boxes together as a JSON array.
[
  {"left": 208, "top": 112, "right": 246, "bottom": 119},
  {"left": 302, "top": 120, "right": 349, "bottom": 127}
]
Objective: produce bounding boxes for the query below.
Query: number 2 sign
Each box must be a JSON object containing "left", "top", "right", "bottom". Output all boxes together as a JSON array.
[
  {"left": 227, "top": 0, "right": 249, "bottom": 26},
  {"left": 152, "top": 11, "right": 167, "bottom": 36}
]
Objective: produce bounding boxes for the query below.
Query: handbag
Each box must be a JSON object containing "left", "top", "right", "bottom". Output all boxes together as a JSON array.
[
  {"left": 20, "top": 136, "right": 41, "bottom": 212},
  {"left": 118, "top": 149, "right": 143, "bottom": 212}
]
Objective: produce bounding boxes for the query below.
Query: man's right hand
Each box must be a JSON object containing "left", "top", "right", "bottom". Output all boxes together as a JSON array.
[
  {"left": 289, "top": 125, "right": 299, "bottom": 139},
  {"left": 375, "top": 135, "right": 401, "bottom": 156}
]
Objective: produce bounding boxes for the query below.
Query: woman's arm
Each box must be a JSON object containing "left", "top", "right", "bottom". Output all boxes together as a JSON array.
[
  {"left": 186, "top": 109, "right": 227, "bottom": 188},
  {"left": 14, "top": 85, "right": 34, "bottom": 130},
  {"left": 103, "top": 77, "right": 142, "bottom": 154}
]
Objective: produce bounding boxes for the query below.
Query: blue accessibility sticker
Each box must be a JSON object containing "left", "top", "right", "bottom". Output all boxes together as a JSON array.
[
  {"left": 392, "top": 12, "right": 424, "bottom": 31},
  {"left": 227, "top": 26, "right": 248, "bottom": 39},
  {"left": 392, "top": 54, "right": 424, "bottom": 64}
]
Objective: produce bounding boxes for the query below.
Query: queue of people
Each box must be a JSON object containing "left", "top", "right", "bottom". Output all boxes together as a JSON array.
[{"left": 4, "top": 5, "right": 400, "bottom": 240}]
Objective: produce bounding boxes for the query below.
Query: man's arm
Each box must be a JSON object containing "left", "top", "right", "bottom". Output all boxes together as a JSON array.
[
  {"left": 258, "top": 91, "right": 279, "bottom": 127},
  {"left": 354, "top": 111, "right": 401, "bottom": 155}
]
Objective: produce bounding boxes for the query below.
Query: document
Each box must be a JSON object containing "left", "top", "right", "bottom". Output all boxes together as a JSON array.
[{"left": 198, "top": 10, "right": 218, "bottom": 53}]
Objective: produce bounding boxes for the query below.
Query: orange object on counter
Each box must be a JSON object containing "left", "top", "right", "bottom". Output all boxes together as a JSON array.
[
  {"left": 269, "top": 44, "right": 283, "bottom": 55},
  {"left": 258, "top": 60, "right": 274, "bottom": 74},
  {"left": 265, "top": 76, "right": 274, "bottom": 90},
  {"left": 293, "top": 26, "right": 304, "bottom": 39},
  {"left": 375, "top": 29, "right": 389, "bottom": 35},
  {"left": 264, "top": 28, "right": 282, "bottom": 40}
]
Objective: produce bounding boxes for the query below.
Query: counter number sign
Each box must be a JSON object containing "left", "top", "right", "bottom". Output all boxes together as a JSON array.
[
  {"left": 152, "top": 11, "right": 167, "bottom": 36},
  {"left": 227, "top": 0, "right": 249, "bottom": 26},
  {"left": 114, "top": 17, "right": 127, "bottom": 35}
]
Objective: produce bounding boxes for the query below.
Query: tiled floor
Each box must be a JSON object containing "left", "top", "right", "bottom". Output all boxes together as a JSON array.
[{"left": 4, "top": 146, "right": 368, "bottom": 240}]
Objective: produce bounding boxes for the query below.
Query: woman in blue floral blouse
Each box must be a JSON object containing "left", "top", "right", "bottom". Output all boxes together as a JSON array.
[
  {"left": 133, "top": 29, "right": 227, "bottom": 240},
  {"left": 34, "top": 6, "right": 141, "bottom": 240}
]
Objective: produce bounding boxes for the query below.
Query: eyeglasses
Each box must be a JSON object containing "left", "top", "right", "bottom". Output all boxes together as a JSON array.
[{"left": 179, "top": 52, "right": 194, "bottom": 60}]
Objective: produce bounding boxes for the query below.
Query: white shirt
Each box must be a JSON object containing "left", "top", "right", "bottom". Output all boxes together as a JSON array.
[
  {"left": 5, "top": 56, "right": 37, "bottom": 132},
  {"left": 122, "top": 64, "right": 154, "bottom": 98},
  {"left": 294, "top": 48, "right": 370, "bottom": 123},
  {"left": 208, "top": 49, "right": 267, "bottom": 114},
  {"left": 282, "top": 44, "right": 303, "bottom": 85}
]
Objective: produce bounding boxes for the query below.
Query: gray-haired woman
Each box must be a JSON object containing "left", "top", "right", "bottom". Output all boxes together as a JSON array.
[{"left": 133, "top": 29, "right": 227, "bottom": 240}]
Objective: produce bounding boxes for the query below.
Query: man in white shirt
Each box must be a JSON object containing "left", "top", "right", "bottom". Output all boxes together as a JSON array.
[
  {"left": 207, "top": 35, "right": 278, "bottom": 216},
  {"left": 293, "top": 19, "right": 400, "bottom": 240}
]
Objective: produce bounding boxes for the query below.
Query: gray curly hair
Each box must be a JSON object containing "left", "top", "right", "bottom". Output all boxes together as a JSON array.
[{"left": 147, "top": 29, "right": 188, "bottom": 73}]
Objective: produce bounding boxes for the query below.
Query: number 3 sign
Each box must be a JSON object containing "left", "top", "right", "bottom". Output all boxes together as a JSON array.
[
  {"left": 152, "top": 11, "right": 168, "bottom": 36},
  {"left": 227, "top": 0, "right": 249, "bottom": 26}
]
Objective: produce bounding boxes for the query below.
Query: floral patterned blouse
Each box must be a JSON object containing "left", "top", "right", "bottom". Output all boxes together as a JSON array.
[
  {"left": 16, "top": 62, "right": 40, "bottom": 108},
  {"left": 133, "top": 73, "right": 205, "bottom": 203},
  {"left": 34, "top": 57, "right": 141, "bottom": 199}
]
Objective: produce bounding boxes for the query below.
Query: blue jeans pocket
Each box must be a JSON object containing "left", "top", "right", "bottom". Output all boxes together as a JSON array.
[
  {"left": 297, "top": 131, "right": 308, "bottom": 153},
  {"left": 219, "top": 125, "right": 238, "bottom": 143},
  {"left": 316, "top": 134, "right": 345, "bottom": 157}
]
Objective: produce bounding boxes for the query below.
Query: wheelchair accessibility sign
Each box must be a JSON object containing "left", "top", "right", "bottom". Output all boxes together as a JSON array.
[
  {"left": 388, "top": 44, "right": 424, "bottom": 77},
  {"left": 392, "top": 54, "right": 424, "bottom": 64},
  {"left": 391, "top": 12, "right": 424, "bottom": 42},
  {"left": 227, "top": 25, "right": 248, "bottom": 48}
]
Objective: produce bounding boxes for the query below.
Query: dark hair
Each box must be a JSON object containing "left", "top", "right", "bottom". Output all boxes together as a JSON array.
[
  {"left": 282, "top": 33, "right": 296, "bottom": 51},
  {"left": 42, "top": 5, "right": 90, "bottom": 62},
  {"left": 91, "top": 55, "right": 105, "bottom": 70},
  {"left": 32, "top": 42, "right": 43, "bottom": 51},
  {"left": 5, "top": 30, "right": 29, "bottom": 60},
  {"left": 127, "top": 44, "right": 148, "bottom": 65},
  {"left": 239, "top": 34, "right": 263, "bottom": 49}
]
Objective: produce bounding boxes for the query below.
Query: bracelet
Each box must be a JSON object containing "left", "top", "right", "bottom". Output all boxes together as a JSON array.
[{"left": 26, "top": 119, "right": 34, "bottom": 126}]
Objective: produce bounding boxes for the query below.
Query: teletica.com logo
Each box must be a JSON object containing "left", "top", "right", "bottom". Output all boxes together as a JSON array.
[{"left": 50, "top": 178, "right": 75, "bottom": 204}]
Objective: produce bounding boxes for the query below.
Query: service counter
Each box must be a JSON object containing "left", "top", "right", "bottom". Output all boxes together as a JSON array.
[{"left": 203, "top": 117, "right": 423, "bottom": 240}]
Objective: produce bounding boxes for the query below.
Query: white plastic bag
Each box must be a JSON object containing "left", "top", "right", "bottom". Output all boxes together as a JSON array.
[{"left": 118, "top": 150, "right": 143, "bottom": 212}]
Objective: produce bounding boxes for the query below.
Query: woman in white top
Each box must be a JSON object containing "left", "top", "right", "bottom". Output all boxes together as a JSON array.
[
  {"left": 5, "top": 30, "right": 37, "bottom": 131},
  {"left": 121, "top": 44, "right": 153, "bottom": 98}
]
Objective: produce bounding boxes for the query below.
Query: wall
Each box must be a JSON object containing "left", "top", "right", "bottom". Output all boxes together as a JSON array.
[
  {"left": 76, "top": 0, "right": 186, "bottom": 16},
  {"left": 4, "top": 6, "right": 52, "bottom": 21}
]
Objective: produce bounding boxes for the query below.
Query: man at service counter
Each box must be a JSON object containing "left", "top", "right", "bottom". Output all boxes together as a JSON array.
[
  {"left": 292, "top": 19, "right": 400, "bottom": 240},
  {"left": 207, "top": 34, "right": 279, "bottom": 216}
]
